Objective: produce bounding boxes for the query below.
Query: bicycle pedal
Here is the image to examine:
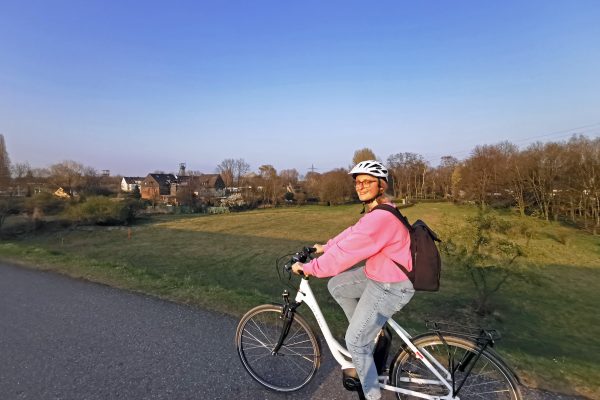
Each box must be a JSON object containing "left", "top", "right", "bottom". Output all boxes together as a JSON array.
[{"left": 342, "top": 368, "right": 362, "bottom": 392}]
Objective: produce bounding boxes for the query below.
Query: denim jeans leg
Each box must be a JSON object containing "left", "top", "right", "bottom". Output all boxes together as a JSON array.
[
  {"left": 327, "top": 267, "right": 369, "bottom": 322},
  {"left": 343, "top": 278, "right": 414, "bottom": 400}
]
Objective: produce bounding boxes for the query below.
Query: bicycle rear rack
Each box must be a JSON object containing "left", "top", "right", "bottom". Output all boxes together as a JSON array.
[
  {"left": 425, "top": 320, "right": 501, "bottom": 397},
  {"left": 426, "top": 320, "right": 501, "bottom": 344}
]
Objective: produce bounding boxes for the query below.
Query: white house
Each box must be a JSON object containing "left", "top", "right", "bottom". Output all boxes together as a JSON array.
[{"left": 120, "top": 177, "right": 144, "bottom": 192}]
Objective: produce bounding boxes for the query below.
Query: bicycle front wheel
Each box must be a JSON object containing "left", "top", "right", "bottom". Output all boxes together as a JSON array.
[
  {"left": 390, "top": 334, "right": 522, "bottom": 399},
  {"left": 235, "top": 304, "right": 321, "bottom": 392}
]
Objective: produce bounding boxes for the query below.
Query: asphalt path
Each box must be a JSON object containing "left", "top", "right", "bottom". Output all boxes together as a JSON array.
[{"left": 0, "top": 263, "right": 588, "bottom": 400}]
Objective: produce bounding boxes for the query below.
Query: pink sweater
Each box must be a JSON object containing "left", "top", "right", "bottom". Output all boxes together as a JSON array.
[{"left": 303, "top": 204, "right": 412, "bottom": 282}]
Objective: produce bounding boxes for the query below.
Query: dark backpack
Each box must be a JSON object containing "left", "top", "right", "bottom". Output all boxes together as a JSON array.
[{"left": 374, "top": 204, "right": 442, "bottom": 291}]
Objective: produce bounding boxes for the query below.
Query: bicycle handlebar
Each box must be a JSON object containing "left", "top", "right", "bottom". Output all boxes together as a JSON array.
[{"left": 283, "top": 247, "right": 317, "bottom": 273}]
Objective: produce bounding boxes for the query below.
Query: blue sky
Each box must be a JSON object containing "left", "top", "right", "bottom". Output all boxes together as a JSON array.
[{"left": 1, "top": 0, "right": 599, "bottom": 176}]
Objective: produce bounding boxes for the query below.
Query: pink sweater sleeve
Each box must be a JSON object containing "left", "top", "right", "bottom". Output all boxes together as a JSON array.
[
  {"left": 322, "top": 225, "right": 353, "bottom": 252},
  {"left": 303, "top": 210, "right": 401, "bottom": 278}
]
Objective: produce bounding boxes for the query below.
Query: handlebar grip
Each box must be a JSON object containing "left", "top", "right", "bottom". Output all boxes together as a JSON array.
[
  {"left": 284, "top": 262, "right": 304, "bottom": 276},
  {"left": 283, "top": 247, "right": 316, "bottom": 275}
]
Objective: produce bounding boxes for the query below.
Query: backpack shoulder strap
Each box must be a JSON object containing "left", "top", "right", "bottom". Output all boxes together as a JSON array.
[
  {"left": 372, "top": 204, "right": 413, "bottom": 278},
  {"left": 373, "top": 204, "right": 412, "bottom": 232}
]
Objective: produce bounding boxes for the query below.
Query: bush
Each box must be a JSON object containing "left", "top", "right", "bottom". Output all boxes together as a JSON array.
[
  {"left": 65, "top": 197, "right": 143, "bottom": 225},
  {"left": 441, "top": 209, "right": 528, "bottom": 316},
  {"left": 24, "top": 192, "right": 67, "bottom": 215},
  {"left": 80, "top": 186, "right": 115, "bottom": 197},
  {"left": 0, "top": 197, "right": 23, "bottom": 230}
]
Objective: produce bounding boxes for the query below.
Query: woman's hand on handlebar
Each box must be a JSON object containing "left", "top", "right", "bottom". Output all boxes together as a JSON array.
[
  {"left": 291, "top": 262, "right": 306, "bottom": 276},
  {"left": 312, "top": 244, "right": 325, "bottom": 254}
]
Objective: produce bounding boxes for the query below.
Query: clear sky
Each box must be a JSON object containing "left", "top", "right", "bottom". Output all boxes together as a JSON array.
[{"left": 1, "top": 0, "right": 599, "bottom": 176}]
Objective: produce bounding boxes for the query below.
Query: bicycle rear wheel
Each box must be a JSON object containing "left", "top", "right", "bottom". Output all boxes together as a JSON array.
[
  {"left": 390, "top": 334, "right": 522, "bottom": 399},
  {"left": 235, "top": 304, "right": 321, "bottom": 392}
]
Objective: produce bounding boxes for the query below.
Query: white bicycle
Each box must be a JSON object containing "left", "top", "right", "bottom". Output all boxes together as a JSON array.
[{"left": 235, "top": 247, "right": 522, "bottom": 399}]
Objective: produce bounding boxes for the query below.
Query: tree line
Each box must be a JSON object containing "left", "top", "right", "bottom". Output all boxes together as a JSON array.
[
  {"left": 1, "top": 133, "right": 598, "bottom": 232},
  {"left": 357, "top": 137, "right": 598, "bottom": 232},
  {"left": 408, "top": 136, "right": 598, "bottom": 232},
  {"left": 6, "top": 159, "right": 119, "bottom": 197},
  {"left": 216, "top": 136, "right": 599, "bottom": 233}
]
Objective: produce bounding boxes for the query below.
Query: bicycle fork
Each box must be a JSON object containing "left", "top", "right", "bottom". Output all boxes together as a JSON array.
[
  {"left": 273, "top": 290, "right": 367, "bottom": 400},
  {"left": 272, "top": 290, "right": 300, "bottom": 355}
]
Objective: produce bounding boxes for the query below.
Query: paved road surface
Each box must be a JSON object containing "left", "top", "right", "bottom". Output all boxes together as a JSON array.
[{"left": 0, "top": 263, "right": 588, "bottom": 399}]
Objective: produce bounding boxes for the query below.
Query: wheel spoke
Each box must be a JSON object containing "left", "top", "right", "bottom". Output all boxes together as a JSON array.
[
  {"left": 235, "top": 306, "right": 320, "bottom": 392},
  {"left": 391, "top": 335, "right": 520, "bottom": 399}
]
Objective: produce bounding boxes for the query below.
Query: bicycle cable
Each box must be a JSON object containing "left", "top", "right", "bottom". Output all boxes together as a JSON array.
[{"left": 276, "top": 252, "right": 300, "bottom": 292}]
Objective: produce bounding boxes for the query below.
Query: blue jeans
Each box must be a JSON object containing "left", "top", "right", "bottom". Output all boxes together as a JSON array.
[{"left": 328, "top": 267, "right": 414, "bottom": 400}]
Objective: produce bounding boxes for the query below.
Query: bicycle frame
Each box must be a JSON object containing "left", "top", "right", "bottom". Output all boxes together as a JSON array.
[{"left": 294, "top": 277, "right": 457, "bottom": 400}]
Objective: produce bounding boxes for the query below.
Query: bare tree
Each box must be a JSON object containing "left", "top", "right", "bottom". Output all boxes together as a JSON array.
[
  {"left": 387, "top": 153, "right": 406, "bottom": 198},
  {"left": 524, "top": 142, "right": 565, "bottom": 221},
  {"left": 564, "top": 135, "right": 600, "bottom": 231},
  {"left": 352, "top": 148, "right": 377, "bottom": 165},
  {"left": 319, "top": 169, "right": 355, "bottom": 205},
  {"left": 451, "top": 165, "right": 463, "bottom": 200},
  {"left": 49, "top": 160, "right": 86, "bottom": 195},
  {"left": 461, "top": 146, "right": 494, "bottom": 207},
  {"left": 10, "top": 162, "right": 33, "bottom": 197},
  {"left": 216, "top": 159, "right": 236, "bottom": 187},
  {"left": 506, "top": 151, "right": 529, "bottom": 216},
  {"left": 280, "top": 169, "right": 299, "bottom": 185},
  {"left": 176, "top": 184, "right": 195, "bottom": 208},
  {"left": 387, "top": 152, "right": 428, "bottom": 200},
  {"left": 582, "top": 137, "right": 600, "bottom": 232},
  {"left": 80, "top": 166, "right": 104, "bottom": 195},
  {"left": 234, "top": 158, "right": 250, "bottom": 187},
  {"left": 303, "top": 171, "right": 322, "bottom": 201},
  {"left": 258, "top": 164, "right": 280, "bottom": 205},
  {"left": 491, "top": 141, "right": 519, "bottom": 207},
  {"left": 0, "top": 134, "right": 11, "bottom": 191},
  {"left": 11, "top": 162, "right": 32, "bottom": 179},
  {"left": 31, "top": 167, "right": 51, "bottom": 178},
  {"left": 460, "top": 143, "right": 516, "bottom": 208},
  {"left": 447, "top": 135, "right": 598, "bottom": 231},
  {"left": 437, "top": 156, "right": 459, "bottom": 199}
]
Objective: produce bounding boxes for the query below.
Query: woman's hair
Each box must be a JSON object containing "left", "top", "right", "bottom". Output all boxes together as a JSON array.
[{"left": 374, "top": 179, "right": 392, "bottom": 206}]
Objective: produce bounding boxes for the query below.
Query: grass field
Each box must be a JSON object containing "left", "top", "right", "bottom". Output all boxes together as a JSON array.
[{"left": 1, "top": 202, "right": 598, "bottom": 398}]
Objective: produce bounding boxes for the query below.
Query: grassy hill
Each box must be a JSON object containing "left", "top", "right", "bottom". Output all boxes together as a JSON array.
[{"left": 1, "top": 202, "right": 598, "bottom": 398}]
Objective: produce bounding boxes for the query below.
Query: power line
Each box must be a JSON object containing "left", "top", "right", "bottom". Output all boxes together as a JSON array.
[
  {"left": 508, "top": 122, "right": 600, "bottom": 144},
  {"left": 421, "top": 122, "right": 600, "bottom": 165}
]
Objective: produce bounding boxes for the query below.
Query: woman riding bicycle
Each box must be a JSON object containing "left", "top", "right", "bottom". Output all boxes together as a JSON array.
[{"left": 292, "top": 160, "right": 415, "bottom": 400}]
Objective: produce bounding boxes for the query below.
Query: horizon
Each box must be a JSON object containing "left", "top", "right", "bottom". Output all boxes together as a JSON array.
[
  {"left": 2, "top": 1, "right": 599, "bottom": 176},
  {"left": 4, "top": 131, "right": 598, "bottom": 179}
]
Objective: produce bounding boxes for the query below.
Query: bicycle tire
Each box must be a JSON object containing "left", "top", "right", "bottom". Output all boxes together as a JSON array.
[
  {"left": 235, "top": 304, "right": 321, "bottom": 392},
  {"left": 390, "top": 333, "right": 522, "bottom": 400}
]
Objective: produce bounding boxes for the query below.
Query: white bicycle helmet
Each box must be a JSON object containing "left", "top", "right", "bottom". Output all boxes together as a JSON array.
[{"left": 349, "top": 160, "right": 388, "bottom": 180}]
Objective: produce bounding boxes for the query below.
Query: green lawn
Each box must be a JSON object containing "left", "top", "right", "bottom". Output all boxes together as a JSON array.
[{"left": 1, "top": 203, "right": 598, "bottom": 398}]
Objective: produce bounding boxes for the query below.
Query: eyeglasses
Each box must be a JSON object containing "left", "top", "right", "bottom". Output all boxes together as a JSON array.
[{"left": 355, "top": 179, "right": 378, "bottom": 189}]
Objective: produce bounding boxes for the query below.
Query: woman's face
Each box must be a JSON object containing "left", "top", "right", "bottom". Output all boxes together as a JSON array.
[{"left": 354, "top": 174, "right": 380, "bottom": 202}]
